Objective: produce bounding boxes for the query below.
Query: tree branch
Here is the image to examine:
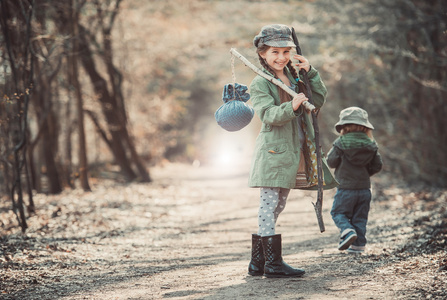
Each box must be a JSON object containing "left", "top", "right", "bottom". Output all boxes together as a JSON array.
[
  {"left": 409, "top": 72, "right": 447, "bottom": 92},
  {"left": 84, "top": 109, "right": 113, "bottom": 152},
  {"left": 229, "top": 48, "right": 316, "bottom": 112}
]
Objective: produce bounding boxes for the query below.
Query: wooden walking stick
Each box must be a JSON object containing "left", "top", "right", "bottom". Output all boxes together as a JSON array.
[
  {"left": 291, "top": 27, "right": 325, "bottom": 232},
  {"left": 229, "top": 48, "right": 316, "bottom": 112}
]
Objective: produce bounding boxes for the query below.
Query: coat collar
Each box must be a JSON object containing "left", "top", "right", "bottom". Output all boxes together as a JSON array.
[{"left": 262, "top": 67, "right": 296, "bottom": 84}]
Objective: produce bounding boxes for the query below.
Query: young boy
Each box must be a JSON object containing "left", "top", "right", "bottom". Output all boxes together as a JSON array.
[{"left": 327, "top": 107, "right": 383, "bottom": 253}]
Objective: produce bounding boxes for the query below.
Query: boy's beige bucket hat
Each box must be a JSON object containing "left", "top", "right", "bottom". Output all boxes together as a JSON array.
[{"left": 335, "top": 106, "right": 374, "bottom": 133}]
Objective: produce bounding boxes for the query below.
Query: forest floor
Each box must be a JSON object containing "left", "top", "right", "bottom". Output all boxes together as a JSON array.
[{"left": 1, "top": 162, "right": 446, "bottom": 300}]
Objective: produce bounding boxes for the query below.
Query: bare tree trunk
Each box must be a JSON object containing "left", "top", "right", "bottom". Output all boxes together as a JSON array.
[
  {"left": 33, "top": 59, "right": 63, "bottom": 194},
  {"left": 102, "top": 30, "right": 151, "bottom": 181},
  {"left": 12, "top": 150, "right": 27, "bottom": 232},
  {"left": 77, "top": 25, "right": 137, "bottom": 182},
  {"left": 42, "top": 114, "right": 63, "bottom": 194},
  {"left": 71, "top": 0, "right": 90, "bottom": 191},
  {"left": 63, "top": 98, "right": 75, "bottom": 189},
  {"left": 0, "top": 0, "right": 36, "bottom": 232},
  {"left": 23, "top": 140, "right": 35, "bottom": 214}
]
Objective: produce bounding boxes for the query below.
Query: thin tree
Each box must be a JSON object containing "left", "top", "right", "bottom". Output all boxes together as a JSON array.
[
  {"left": 76, "top": 0, "right": 151, "bottom": 182},
  {"left": 0, "top": 0, "right": 36, "bottom": 231},
  {"left": 70, "top": 0, "right": 91, "bottom": 191}
]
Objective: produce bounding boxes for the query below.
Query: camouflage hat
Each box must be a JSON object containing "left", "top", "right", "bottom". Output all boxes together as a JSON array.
[
  {"left": 335, "top": 107, "right": 374, "bottom": 133},
  {"left": 253, "top": 24, "right": 295, "bottom": 48}
]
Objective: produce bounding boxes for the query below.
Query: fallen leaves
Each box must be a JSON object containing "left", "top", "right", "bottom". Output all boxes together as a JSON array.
[{"left": 0, "top": 167, "right": 446, "bottom": 299}]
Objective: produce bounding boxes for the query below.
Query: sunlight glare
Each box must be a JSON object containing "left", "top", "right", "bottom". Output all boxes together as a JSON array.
[{"left": 216, "top": 150, "right": 233, "bottom": 166}]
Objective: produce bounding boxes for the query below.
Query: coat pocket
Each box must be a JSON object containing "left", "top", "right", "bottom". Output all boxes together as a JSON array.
[{"left": 263, "top": 139, "right": 293, "bottom": 168}]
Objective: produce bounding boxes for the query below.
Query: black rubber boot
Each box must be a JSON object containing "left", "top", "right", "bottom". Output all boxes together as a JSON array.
[
  {"left": 261, "top": 234, "right": 305, "bottom": 278},
  {"left": 248, "top": 234, "right": 264, "bottom": 276}
]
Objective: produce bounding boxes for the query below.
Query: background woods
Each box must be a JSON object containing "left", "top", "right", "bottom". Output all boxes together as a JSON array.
[
  {"left": 0, "top": 0, "right": 151, "bottom": 231},
  {"left": 0, "top": 1, "right": 446, "bottom": 299},
  {"left": 0, "top": 0, "right": 446, "bottom": 234}
]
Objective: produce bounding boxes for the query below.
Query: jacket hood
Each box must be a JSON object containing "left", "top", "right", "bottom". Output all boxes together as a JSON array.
[{"left": 334, "top": 132, "right": 378, "bottom": 166}]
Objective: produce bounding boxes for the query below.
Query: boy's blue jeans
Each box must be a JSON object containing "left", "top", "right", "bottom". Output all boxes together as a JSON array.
[{"left": 330, "top": 188, "right": 372, "bottom": 247}]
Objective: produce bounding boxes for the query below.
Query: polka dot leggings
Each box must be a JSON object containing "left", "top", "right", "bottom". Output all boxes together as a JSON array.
[{"left": 258, "top": 187, "right": 290, "bottom": 237}]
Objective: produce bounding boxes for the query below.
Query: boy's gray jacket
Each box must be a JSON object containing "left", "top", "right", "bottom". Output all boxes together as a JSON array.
[
  {"left": 327, "top": 132, "right": 383, "bottom": 189},
  {"left": 248, "top": 67, "right": 337, "bottom": 190}
]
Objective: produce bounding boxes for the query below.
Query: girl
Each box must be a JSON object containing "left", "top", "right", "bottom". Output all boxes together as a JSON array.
[
  {"left": 327, "top": 107, "right": 383, "bottom": 254},
  {"left": 247, "top": 24, "right": 337, "bottom": 278}
]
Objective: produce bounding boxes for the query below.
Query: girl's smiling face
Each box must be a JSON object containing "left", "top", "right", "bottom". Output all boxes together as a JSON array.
[{"left": 260, "top": 47, "right": 292, "bottom": 75}]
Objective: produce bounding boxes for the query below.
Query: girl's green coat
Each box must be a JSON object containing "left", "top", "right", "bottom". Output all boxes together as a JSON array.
[{"left": 248, "top": 67, "right": 338, "bottom": 190}]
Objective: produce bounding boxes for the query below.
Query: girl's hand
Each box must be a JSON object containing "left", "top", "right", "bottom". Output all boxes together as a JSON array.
[
  {"left": 293, "top": 54, "right": 310, "bottom": 72},
  {"left": 292, "top": 93, "right": 308, "bottom": 111}
]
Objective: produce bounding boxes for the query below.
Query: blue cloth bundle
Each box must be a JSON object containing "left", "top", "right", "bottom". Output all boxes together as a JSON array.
[{"left": 214, "top": 83, "right": 254, "bottom": 132}]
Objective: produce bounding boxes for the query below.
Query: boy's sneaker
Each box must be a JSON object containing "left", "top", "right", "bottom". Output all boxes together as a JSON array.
[
  {"left": 338, "top": 229, "right": 357, "bottom": 251},
  {"left": 347, "top": 245, "right": 365, "bottom": 254}
]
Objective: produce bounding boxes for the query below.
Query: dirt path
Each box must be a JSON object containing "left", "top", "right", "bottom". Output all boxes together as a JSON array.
[{"left": 1, "top": 163, "right": 446, "bottom": 299}]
